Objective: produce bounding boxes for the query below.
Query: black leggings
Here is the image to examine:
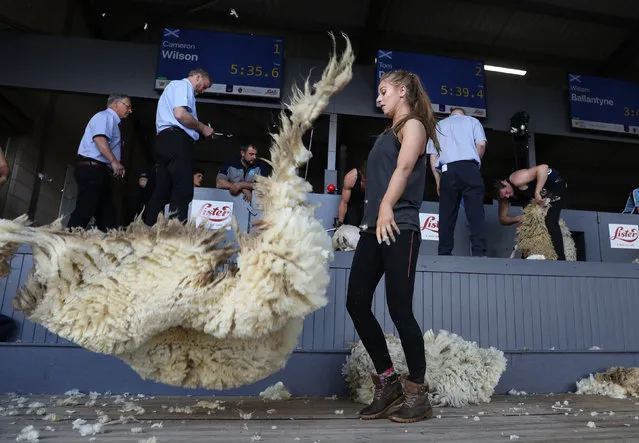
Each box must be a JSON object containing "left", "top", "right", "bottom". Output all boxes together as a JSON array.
[{"left": 346, "top": 230, "right": 425, "bottom": 383}]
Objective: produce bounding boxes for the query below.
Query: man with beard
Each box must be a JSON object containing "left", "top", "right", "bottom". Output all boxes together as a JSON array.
[{"left": 216, "top": 144, "right": 269, "bottom": 202}]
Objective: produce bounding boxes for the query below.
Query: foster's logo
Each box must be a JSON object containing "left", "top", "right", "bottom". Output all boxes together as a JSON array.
[
  {"left": 611, "top": 225, "right": 638, "bottom": 243},
  {"left": 421, "top": 215, "right": 439, "bottom": 233},
  {"left": 198, "top": 203, "right": 232, "bottom": 223}
]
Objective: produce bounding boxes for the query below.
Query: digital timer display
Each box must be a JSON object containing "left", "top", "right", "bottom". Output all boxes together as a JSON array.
[
  {"left": 376, "top": 49, "right": 486, "bottom": 117},
  {"left": 624, "top": 108, "right": 639, "bottom": 118},
  {"left": 568, "top": 73, "right": 639, "bottom": 135},
  {"left": 156, "top": 28, "right": 284, "bottom": 99}
]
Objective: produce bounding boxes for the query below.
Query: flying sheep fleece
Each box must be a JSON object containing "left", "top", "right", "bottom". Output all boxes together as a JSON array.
[{"left": 0, "top": 33, "right": 355, "bottom": 390}]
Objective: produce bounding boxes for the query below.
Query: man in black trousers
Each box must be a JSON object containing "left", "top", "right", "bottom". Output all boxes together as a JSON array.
[
  {"left": 427, "top": 108, "right": 487, "bottom": 256},
  {"left": 68, "top": 93, "right": 132, "bottom": 231},
  {"left": 144, "top": 69, "right": 215, "bottom": 225}
]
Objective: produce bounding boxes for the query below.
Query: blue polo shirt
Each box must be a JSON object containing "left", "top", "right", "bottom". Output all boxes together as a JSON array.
[
  {"left": 426, "top": 113, "right": 487, "bottom": 169},
  {"left": 217, "top": 158, "right": 269, "bottom": 183},
  {"left": 77, "top": 107, "right": 121, "bottom": 164},
  {"left": 156, "top": 78, "right": 199, "bottom": 141}
]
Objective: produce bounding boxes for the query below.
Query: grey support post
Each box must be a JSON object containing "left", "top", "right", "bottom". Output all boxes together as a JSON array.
[{"left": 324, "top": 113, "right": 338, "bottom": 193}]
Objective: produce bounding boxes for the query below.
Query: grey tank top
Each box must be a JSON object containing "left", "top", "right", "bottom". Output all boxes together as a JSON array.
[{"left": 362, "top": 128, "right": 426, "bottom": 232}]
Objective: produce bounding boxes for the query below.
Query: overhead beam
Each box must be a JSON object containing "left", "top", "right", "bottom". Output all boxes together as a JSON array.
[
  {"left": 0, "top": 14, "right": 45, "bottom": 33},
  {"left": 456, "top": 0, "right": 639, "bottom": 29}
]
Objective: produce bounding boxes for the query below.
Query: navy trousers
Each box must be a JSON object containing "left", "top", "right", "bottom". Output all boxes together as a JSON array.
[{"left": 438, "top": 160, "right": 487, "bottom": 256}]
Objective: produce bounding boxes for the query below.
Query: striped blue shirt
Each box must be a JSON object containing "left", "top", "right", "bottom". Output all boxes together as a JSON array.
[
  {"left": 77, "top": 107, "right": 121, "bottom": 164},
  {"left": 156, "top": 78, "right": 199, "bottom": 141},
  {"left": 426, "top": 114, "right": 486, "bottom": 168}
]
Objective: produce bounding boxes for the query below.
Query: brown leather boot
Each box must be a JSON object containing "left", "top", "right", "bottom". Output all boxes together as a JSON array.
[
  {"left": 387, "top": 379, "right": 433, "bottom": 423},
  {"left": 358, "top": 373, "right": 404, "bottom": 420}
]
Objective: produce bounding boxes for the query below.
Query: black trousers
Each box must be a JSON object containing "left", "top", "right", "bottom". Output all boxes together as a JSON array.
[
  {"left": 143, "top": 128, "right": 195, "bottom": 225},
  {"left": 544, "top": 180, "right": 567, "bottom": 260},
  {"left": 346, "top": 230, "right": 426, "bottom": 383},
  {"left": 68, "top": 164, "right": 117, "bottom": 231},
  {"left": 438, "top": 160, "right": 487, "bottom": 256}
]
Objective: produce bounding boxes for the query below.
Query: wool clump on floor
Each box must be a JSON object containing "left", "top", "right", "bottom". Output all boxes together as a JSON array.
[
  {"left": 259, "top": 382, "right": 292, "bottom": 401},
  {"left": 0, "top": 34, "right": 355, "bottom": 391},
  {"left": 576, "top": 367, "right": 639, "bottom": 399},
  {"left": 342, "top": 329, "right": 507, "bottom": 407}
]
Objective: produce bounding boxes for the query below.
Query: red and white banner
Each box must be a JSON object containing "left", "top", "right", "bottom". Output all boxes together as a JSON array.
[
  {"left": 189, "top": 200, "right": 234, "bottom": 230},
  {"left": 419, "top": 213, "right": 439, "bottom": 241},
  {"left": 609, "top": 223, "right": 639, "bottom": 249}
]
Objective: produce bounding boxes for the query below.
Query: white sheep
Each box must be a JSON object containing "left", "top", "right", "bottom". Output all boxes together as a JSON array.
[{"left": 512, "top": 202, "right": 577, "bottom": 261}]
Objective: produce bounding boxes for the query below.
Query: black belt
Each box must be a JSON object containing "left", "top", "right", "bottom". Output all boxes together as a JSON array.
[
  {"left": 447, "top": 159, "right": 479, "bottom": 165},
  {"left": 439, "top": 159, "right": 479, "bottom": 171},
  {"left": 159, "top": 126, "right": 182, "bottom": 134},
  {"left": 76, "top": 156, "right": 108, "bottom": 168},
  {"left": 158, "top": 126, "right": 197, "bottom": 142}
]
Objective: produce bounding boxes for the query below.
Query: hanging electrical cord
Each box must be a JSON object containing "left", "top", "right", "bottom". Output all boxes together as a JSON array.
[{"left": 303, "top": 127, "right": 315, "bottom": 180}]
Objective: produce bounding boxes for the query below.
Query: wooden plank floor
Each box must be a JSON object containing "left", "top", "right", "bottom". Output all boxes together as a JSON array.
[{"left": 2, "top": 392, "right": 639, "bottom": 442}]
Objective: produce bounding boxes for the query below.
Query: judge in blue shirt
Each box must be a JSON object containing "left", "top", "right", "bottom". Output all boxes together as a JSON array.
[
  {"left": 68, "top": 93, "right": 132, "bottom": 231},
  {"left": 144, "top": 68, "right": 215, "bottom": 225},
  {"left": 427, "top": 107, "right": 487, "bottom": 256}
]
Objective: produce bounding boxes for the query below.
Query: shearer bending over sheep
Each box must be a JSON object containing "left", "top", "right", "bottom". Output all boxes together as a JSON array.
[
  {"left": 494, "top": 164, "right": 568, "bottom": 260},
  {"left": 346, "top": 70, "right": 440, "bottom": 423}
]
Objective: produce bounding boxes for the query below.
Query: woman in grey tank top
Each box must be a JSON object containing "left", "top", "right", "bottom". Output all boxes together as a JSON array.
[{"left": 346, "top": 70, "right": 440, "bottom": 423}]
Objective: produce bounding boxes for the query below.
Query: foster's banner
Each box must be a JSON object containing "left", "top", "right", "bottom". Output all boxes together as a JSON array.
[
  {"left": 190, "top": 200, "right": 234, "bottom": 230},
  {"left": 609, "top": 223, "right": 639, "bottom": 249},
  {"left": 419, "top": 213, "right": 439, "bottom": 241}
]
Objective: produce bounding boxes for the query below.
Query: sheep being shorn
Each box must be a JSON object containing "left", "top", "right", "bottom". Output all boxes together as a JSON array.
[
  {"left": 514, "top": 202, "right": 576, "bottom": 261},
  {"left": 0, "top": 34, "right": 355, "bottom": 390},
  {"left": 343, "top": 330, "right": 507, "bottom": 407}
]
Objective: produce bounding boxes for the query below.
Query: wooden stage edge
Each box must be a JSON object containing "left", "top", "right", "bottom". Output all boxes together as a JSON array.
[{"left": 2, "top": 393, "right": 639, "bottom": 442}]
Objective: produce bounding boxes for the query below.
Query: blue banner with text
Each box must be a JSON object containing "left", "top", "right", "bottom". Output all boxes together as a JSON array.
[{"left": 156, "top": 28, "right": 284, "bottom": 99}]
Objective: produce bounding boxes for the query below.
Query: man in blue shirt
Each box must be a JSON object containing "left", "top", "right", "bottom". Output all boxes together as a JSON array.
[
  {"left": 68, "top": 93, "right": 132, "bottom": 231},
  {"left": 427, "top": 108, "right": 487, "bottom": 256},
  {"left": 144, "top": 68, "right": 215, "bottom": 225},
  {"left": 216, "top": 145, "right": 269, "bottom": 202}
]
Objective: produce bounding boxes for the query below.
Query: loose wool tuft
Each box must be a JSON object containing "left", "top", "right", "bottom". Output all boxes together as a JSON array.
[
  {"left": 342, "top": 330, "right": 507, "bottom": 407},
  {"left": 258, "top": 381, "right": 292, "bottom": 401},
  {"left": 576, "top": 367, "right": 639, "bottom": 399},
  {"left": 0, "top": 33, "right": 355, "bottom": 390},
  {"left": 515, "top": 203, "right": 576, "bottom": 261}
]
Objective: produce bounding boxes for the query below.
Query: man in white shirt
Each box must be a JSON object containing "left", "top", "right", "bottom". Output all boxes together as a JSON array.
[
  {"left": 144, "top": 69, "right": 215, "bottom": 225},
  {"left": 427, "top": 108, "right": 487, "bottom": 256},
  {"left": 68, "top": 93, "right": 132, "bottom": 231}
]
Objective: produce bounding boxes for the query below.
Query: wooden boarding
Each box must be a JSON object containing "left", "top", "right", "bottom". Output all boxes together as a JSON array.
[{"left": 2, "top": 393, "right": 639, "bottom": 442}]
